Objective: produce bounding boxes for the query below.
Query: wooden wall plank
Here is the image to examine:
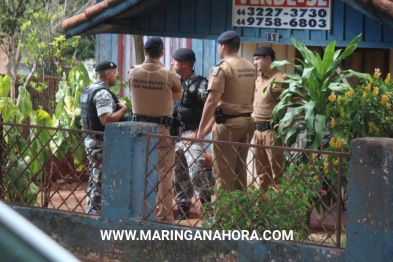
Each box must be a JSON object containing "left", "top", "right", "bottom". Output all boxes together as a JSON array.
[
  {"left": 344, "top": 3, "right": 363, "bottom": 40},
  {"left": 180, "top": 0, "right": 195, "bottom": 33},
  {"left": 328, "top": 0, "right": 344, "bottom": 41},
  {"left": 164, "top": 0, "right": 179, "bottom": 33},
  {"left": 363, "top": 16, "right": 382, "bottom": 43},
  {"left": 210, "top": 0, "right": 228, "bottom": 35},
  {"left": 194, "top": 0, "right": 211, "bottom": 35}
]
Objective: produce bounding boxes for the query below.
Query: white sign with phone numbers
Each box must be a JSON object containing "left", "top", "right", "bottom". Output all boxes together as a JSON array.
[{"left": 232, "top": 0, "right": 331, "bottom": 30}]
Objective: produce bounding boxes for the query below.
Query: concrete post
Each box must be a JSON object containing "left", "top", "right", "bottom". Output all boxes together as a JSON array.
[
  {"left": 346, "top": 138, "right": 393, "bottom": 261},
  {"left": 101, "top": 122, "right": 158, "bottom": 221}
]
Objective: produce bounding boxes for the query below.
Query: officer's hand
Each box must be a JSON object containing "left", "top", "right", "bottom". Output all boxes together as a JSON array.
[
  {"left": 273, "top": 124, "right": 279, "bottom": 130},
  {"left": 196, "top": 129, "right": 205, "bottom": 146},
  {"left": 117, "top": 101, "right": 128, "bottom": 110},
  {"left": 197, "top": 129, "right": 204, "bottom": 139}
]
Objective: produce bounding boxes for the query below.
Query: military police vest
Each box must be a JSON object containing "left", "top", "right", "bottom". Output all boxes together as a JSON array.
[
  {"left": 80, "top": 81, "right": 119, "bottom": 132},
  {"left": 174, "top": 75, "right": 208, "bottom": 131}
]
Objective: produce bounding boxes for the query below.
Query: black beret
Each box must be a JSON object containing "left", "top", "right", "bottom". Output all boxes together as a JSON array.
[
  {"left": 253, "top": 46, "right": 276, "bottom": 58},
  {"left": 217, "top": 30, "right": 240, "bottom": 44},
  {"left": 95, "top": 61, "right": 117, "bottom": 72},
  {"left": 144, "top": 36, "right": 164, "bottom": 49},
  {"left": 173, "top": 48, "right": 196, "bottom": 62}
]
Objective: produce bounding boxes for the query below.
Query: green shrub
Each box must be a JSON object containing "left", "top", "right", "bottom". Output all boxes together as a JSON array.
[{"left": 201, "top": 168, "right": 316, "bottom": 240}]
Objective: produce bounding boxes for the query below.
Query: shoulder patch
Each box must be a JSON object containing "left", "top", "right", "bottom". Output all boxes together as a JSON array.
[{"left": 212, "top": 66, "right": 221, "bottom": 77}]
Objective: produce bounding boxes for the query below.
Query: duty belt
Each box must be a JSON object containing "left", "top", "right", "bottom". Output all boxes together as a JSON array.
[
  {"left": 223, "top": 113, "right": 252, "bottom": 119},
  {"left": 131, "top": 115, "right": 172, "bottom": 127},
  {"left": 255, "top": 123, "right": 272, "bottom": 131}
]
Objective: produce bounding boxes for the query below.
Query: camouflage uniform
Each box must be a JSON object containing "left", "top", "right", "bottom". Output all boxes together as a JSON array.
[
  {"left": 84, "top": 137, "right": 103, "bottom": 214},
  {"left": 81, "top": 81, "right": 118, "bottom": 214},
  {"left": 172, "top": 73, "right": 212, "bottom": 210}
]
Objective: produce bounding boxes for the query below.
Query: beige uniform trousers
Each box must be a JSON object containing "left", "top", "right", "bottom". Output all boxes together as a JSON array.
[
  {"left": 212, "top": 117, "right": 255, "bottom": 192},
  {"left": 253, "top": 129, "right": 284, "bottom": 192},
  {"left": 155, "top": 123, "right": 175, "bottom": 223}
]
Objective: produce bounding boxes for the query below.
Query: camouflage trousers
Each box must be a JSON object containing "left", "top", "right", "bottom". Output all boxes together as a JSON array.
[
  {"left": 172, "top": 131, "right": 214, "bottom": 207},
  {"left": 84, "top": 136, "right": 103, "bottom": 215}
]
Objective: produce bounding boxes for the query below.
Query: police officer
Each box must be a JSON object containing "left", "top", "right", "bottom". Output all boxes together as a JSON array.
[
  {"left": 252, "top": 46, "right": 287, "bottom": 193},
  {"left": 80, "top": 61, "right": 129, "bottom": 214},
  {"left": 170, "top": 48, "right": 212, "bottom": 220},
  {"left": 197, "top": 31, "right": 256, "bottom": 192},
  {"left": 128, "top": 37, "right": 182, "bottom": 223}
]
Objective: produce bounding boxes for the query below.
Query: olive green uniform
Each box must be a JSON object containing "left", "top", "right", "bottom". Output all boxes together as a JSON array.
[
  {"left": 253, "top": 68, "right": 287, "bottom": 192},
  {"left": 209, "top": 53, "right": 256, "bottom": 191},
  {"left": 128, "top": 58, "right": 182, "bottom": 222}
]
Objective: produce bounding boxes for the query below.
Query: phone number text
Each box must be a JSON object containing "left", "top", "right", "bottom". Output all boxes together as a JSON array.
[{"left": 233, "top": 7, "right": 331, "bottom": 30}]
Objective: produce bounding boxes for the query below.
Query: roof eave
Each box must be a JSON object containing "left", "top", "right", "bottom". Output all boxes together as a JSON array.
[{"left": 63, "top": 0, "right": 145, "bottom": 38}]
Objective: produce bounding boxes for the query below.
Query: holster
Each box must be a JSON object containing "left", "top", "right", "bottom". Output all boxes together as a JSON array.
[
  {"left": 214, "top": 108, "right": 226, "bottom": 124},
  {"left": 170, "top": 116, "right": 184, "bottom": 136}
]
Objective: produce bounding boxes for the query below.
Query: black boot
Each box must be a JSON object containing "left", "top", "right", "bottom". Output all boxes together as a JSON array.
[{"left": 177, "top": 205, "right": 190, "bottom": 220}]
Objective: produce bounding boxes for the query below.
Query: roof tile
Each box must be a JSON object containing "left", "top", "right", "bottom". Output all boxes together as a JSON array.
[{"left": 62, "top": 0, "right": 123, "bottom": 31}]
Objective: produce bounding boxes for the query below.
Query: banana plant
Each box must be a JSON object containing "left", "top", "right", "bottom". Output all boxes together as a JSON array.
[
  {"left": 272, "top": 33, "right": 366, "bottom": 152},
  {"left": 50, "top": 63, "right": 90, "bottom": 171}
]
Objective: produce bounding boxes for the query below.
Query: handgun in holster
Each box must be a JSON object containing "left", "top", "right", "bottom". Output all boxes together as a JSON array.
[
  {"left": 169, "top": 115, "right": 183, "bottom": 137},
  {"left": 214, "top": 108, "right": 226, "bottom": 124}
]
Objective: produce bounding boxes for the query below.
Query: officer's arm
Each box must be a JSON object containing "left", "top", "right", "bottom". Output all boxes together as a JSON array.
[
  {"left": 99, "top": 102, "right": 128, "bottom": 126},
  {"left": 197, "top": 90, "right": 221, "bottom": 138},
  {"left": 173, "top": 90, "right": 182, "bottom": 100}
]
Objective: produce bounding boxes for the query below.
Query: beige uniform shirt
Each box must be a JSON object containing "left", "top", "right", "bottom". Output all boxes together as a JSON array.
[
  {"left": 253, "top": 68, "right": 287, "bottom": 123},
  {"left": 208, "top": 53, "right": 256, "bottom": 115},
  {"left": 128, "top": 58, "right": 182, "bottom": 117}
]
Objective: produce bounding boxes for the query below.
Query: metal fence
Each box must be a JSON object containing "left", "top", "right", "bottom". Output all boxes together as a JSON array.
[
  {"left": 141, "top": 132, "right": 349, "bottom": 248},
  {"left": 0, "top": 121, "right": 103, "bottom": 214},
  {"left": 0, "top": 121, "right": 349, "bottom": 248}
]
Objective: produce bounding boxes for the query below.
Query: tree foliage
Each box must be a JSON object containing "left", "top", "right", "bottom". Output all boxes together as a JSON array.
[{"left": 0, "top": 0, "right": 95, "bottom": 103}]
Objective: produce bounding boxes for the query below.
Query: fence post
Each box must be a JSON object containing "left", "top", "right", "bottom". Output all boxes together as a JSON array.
[
  {"left": 346, "top": 138, "right": 393, "bottom": 261},
  {"left": 101, "top": 122, "right": 158, "bottom": 221}
]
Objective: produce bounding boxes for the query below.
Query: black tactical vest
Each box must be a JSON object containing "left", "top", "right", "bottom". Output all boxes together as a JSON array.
[
  {"left": 80, "top": 82, "right": 119, "bottom": 132},
  {"left": 174, "top": 75, "right": 207, "bottom": 131}
]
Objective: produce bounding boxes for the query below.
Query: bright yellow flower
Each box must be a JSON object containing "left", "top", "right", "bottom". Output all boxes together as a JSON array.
[
  {"left": 335, "top": 138, "right": 342, "bottom": 148},
  {"left": 324, "top": 162, "right": 329, "bottom": 174},
  {"left": 374, "top": 68, "right": 381, "bottom": 78},
  {"left": 314, "top": 175, "right": 319, "bottom": 183},
  {"left": 387, "top": 103, "right": 392, "bottom": 111},
  {"left": 328, "top": 93, "right": 336, "bottom": 102},
  {"left": 329, "top": 137, "right": 336, "bottom": 148},
  {"left": 365, "top": 84, "right": 371, "bottom": 91},
  {"left": 381, "top": 95, "right": 388, "bottom": 105},
  {"left": 312, "top": 153, "right": 317, "bottom": 160},
  {"left": 362, "top": 92, "right": 367, "bottom": 98},
  {"left": 385, "top": 73, "right": 391, "bottom": 84},
  {"left": 333, "top": 158, "right": 339, "bottom": 166},
  {"left": 337, "top": 95, "right": 342, "bottom": 102},
  {"left": 340, "top": 110, "right": 345, "bottom": 117},
  {"left": 331, "top": 118, "right": 336, "bottom": 127},
  {"left": 373, "top": 87, "right": 379, "bottom": 96},
  {"left": 322, "top": 154, "right": 328, "bottom": 160}
]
